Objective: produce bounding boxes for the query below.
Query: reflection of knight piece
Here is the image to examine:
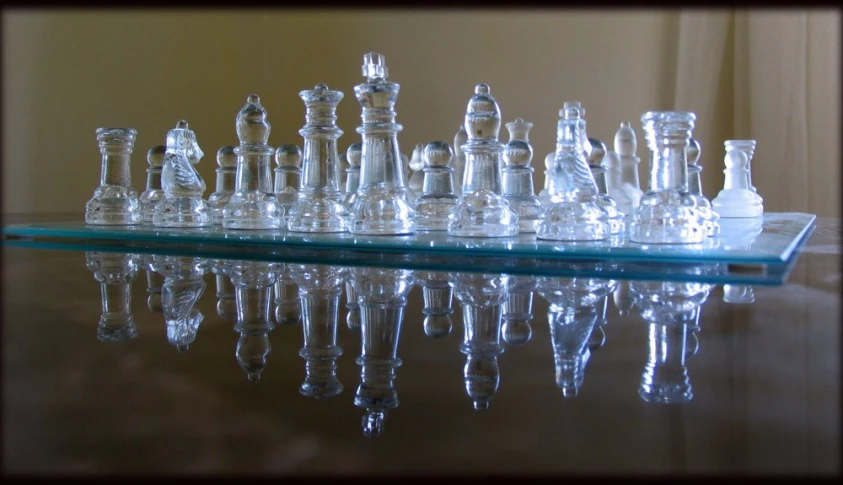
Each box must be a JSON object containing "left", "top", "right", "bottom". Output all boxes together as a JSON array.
[
  {"left": 225, "top": 260, "right": 283, "bottom": 383},
  {"left": 211, "top": 260, "right": 237, "bottom": 320},
  {"left": 418, "top": 271, "right": 454, "bottom": 338},
  {"left": 140, "top": 255, "right": 164, "bottom": 313},
  {"left": 150, "top": 256, "right": 209, "bottom": 352},
  {"left": 451, "top": 273, "right": 510, "bottom": 410},
  {"left": 86, "top": 252, "right": 140, "bottom": 342},
  {"left": 289, "top": 264, "right": 347, "bottom": 399},
  {"left": 273, "top": 264, "right": 302, "bottom": 326},
  {"left": 501, "top": 275, "right": 536, "bottom": 346},
  {"left": 352, "top": 268, "right": 414, "bottom": 437},
  {"left": 538, "top": 276, "right": 613, "bottom": 397},
  {"left": 612, "top": 280, "right": 635, "bottom": 317}
]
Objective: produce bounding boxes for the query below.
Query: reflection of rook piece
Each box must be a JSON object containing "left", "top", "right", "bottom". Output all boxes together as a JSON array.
[
  {"left": 712, "top": 147, "right": 763, "bottom": 218},
  {"left": 273, "top": 264, "right": 302, "bottom": 326},
  {"left": 419, "top": 271, "right": 455, "bottom": 338},
  {"left": 502, "top": 118, "right": 541, "bottom": 234},
  {"left": 588, "top": 138, "right": 625, "bottom": 235},
  {"left": 343, "top": 143, "right": 362, "bottom": 211},
  {"left": 501, "top": 275, "right": 536, "bottom": 346},
  {"left": 414, "top": 142, "right": 459, "bottom": 231},
  {"left": 140, "top": 146, "right": 166, "bottom": 224},
  {"left": 150, "top": 256, "right": 209, "bottom": 352},
  {"left": 86, "top": 128, "right": 142, "bottom": 225},
  {"left": 86, "top": 252, "right": 139, "bottom": 342},
  {"left": 208, "top": 146, "right": 237, "bottom": 225},
  {"left": 153, "top": 121, "right": 212, "bottom": 227},
  {"left": 273, "top": 144, "right": 302, "bottom": 214},
  {"left": 211, "top": 260, "right": 237, "bottom": 320}
]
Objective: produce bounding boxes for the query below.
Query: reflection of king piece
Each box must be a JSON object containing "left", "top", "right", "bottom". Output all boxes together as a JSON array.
[
  {"left": 153, "top": 121, "right": 212, "bottom": 227},
  {"left": 86, "top": 252, "right": 140, "bottom": 342},
  {"left": 149, "top": 255, "right": 209, "bottom": 352}
]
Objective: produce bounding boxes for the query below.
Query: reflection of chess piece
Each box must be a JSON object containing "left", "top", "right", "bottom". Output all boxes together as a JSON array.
[
  {"left": 150, "top": 255, "right": 209, "bottom": 352},
  {"left": 588, "top": 138, "right": 625, "bottom": 235},
  {"left": 344, "top": 278, "right": 361, "bottom": 332},
  {"left": 501, "top": 275, "right": 536, "bottom": 346},
  {"left": 419, "top": 271, "right": 455, "bottom": 338},
  {"left": 723, "top": 284, "right": 755, "bottom": 304},
  {"left": 587, "top": 292, "right": 611, "bottom": 352},
  {"left": 452, "top": 126, "right": 468, "bottom": 196},
  {"left": 86, "top": 252, "right": 139, "bottom": 341},
  {"left": 273, "top": 144, "right": 302, "bottom": 214},
  {"left": 140, "top": 145, "right": 166, "bottom": 224},
  {"left": 211, "top": 260, "right": 237, "bottom": 320},
  {"left": 352, "top": 268, "right": 414, "bottom": 437},
  {"left": 208, "top": 146, "right": 237, "bottom": 225},
  {"left": 85, "top": 128, "right": 142, "bottom": 225},
  {"left": 226, "top": 261, "right": 282, "bottom": 383},
  {"left": 613, "top": 280, "right": 635, "bottom": 317},
  {"left": 140, "top": 255, "right": 164, "bottom": 313},
  {"left": 290, "top": 264, "right": 347, "bottom": 398},
  {"left": 502, "top": 118, "right": 541, "bottom": 234},
  {"left": 273, "top": 264, "right": 302, "bottom": 326},
  {"left": 451, "top": 273, "right": 510, "bottom": 410},
  {"left": 153, "top": 120, "right": 212, "bottom": 227}
]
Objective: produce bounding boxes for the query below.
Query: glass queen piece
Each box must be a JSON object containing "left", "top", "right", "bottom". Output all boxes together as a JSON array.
[{"left": 85, "top": 128, "right": 142, "bottom": 225}]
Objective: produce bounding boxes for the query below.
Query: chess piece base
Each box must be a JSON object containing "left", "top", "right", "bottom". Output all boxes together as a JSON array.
[
  {"left": 596, "top": 195, "right": 626, "bottom": 235},
  {"left": 139, "top": 189, "right": 165, "bottom": 224},
  {"left": 85, "top": 186, "right": 142, "bottom": 225},
  {"left": 97, "top": 315, "right": 138, "bottom": 341},
  {"left": 153, "top": 197, "right": 213, "bottom": 227},
  {"left": 223, "top": 192, "right": 284, "bottom": 230},
  {"left": 208, "top": 191, "right": 233, "bottom": 225},
  {"left": 350, "top": 189, "right": 416, "bottom": 235},
  {"left": 287, "top": 197, "right": 349, "bottom": 233},
  {"left": 712, "top": 189, "right": 764, "bottom": 218},
  {"left": 629, "top": 191, "right": 704, "bottom": 244},
  {"left": 505, "top": 195, "right": 541, "bottom": 234},
  {"left": 537, "top": 199, "right": 609, "bottom": 241},
  {"left": 448, "top": 190, "right": 519, "bottom": 238},
  {"left": 415, "top": 195, "right": 458, "bottom": 231}
]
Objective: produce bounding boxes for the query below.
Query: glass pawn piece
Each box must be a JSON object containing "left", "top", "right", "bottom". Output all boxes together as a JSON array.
[
  {"left": 343, "top": 143, "right": 362, "bottom": 212},
  {"left": 211, "top": 260, "right": 237, "bottom": 320},
  {"left": 86, "top": 128, "right": 142, "bottom": 225},
  {"left": 686, "top": 138, "right": 720, "bottom": 237},
  {"left": 223, "top": 94, "right": 284, "bottom": 230},
  {"left": 419, "top": 271, "right": 455, "bottom": 338},
  {"left": 713, "top": 144, "right": 764, "bottom": 218},
  {"left": 588, "top": 138, "right": 626, "bottom": 235},
  {"left": 140, "top": 146, "right": 166, "bottom": 224},
  {"left": 273, "top": 144, "right": 302, "bottom": 214},
  {"left": 86, "top": 252, "right": 139, "bottom": 342},
  {"left": 537, "top": 106, "right": 609, "bottom": 241},
  {"left": 724, "top": 140, "right": 762, "bottom": 203},
  {"left": 502, "top": 118, "right": 541, "bottom": 234},
  {"left": 414, "top": 142, "right": 459, "bottom": 231},
  {"left": 448, "top": 84, "right": 519, "bottom": 238},
  {"left": 451, "top": 272, "right": 510, "bottom": 410},
  {"left": 407, "top": 142, "right": 425, "bottom": 204},
  {"left": 605, "top": 121, "right": 643, "bottom": 216},
  {"left": 208, "top": 146, "right": 237, "bottom": 225},
  {"left": 537, "top": 152, "right": 556, "bottom": 206},
  {"left": 153, "top": 121, "right": 212, "bottom": 227},
  {"left": 273, "top": 264, "right": 302, "bottom": 326},
  {"left": 150, "top": 256, "right": 209, "bottom": 352},
  {"left": 350, "top": 53, "right": 415, "bottom": 235},
  {"left": 629, "top": 112, "right": 704, "bottom": 244},
  {"left": 452, "top": 126, "right": 468, "bottom": 196},
  {"left": 142, "top": 255, "right": 164, "bottom": 313},
  {"left": 352, "top": 267, "right": 413, "bottom": 438},
  {"left": 501, "top": 275, "right": 537, "bottom": 346},
  {"left": 287, "top": 84, "right": 349, "bottom": 233}
]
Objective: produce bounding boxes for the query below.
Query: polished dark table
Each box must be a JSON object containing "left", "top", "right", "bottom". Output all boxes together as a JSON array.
[{"left": 1, "top": 215, "right": 839, "bottom": 475}]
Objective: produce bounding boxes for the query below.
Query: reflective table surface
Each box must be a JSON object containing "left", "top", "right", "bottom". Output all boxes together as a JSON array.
[{"left": 1, "top": 215, "right": 840, "bottom": 475}]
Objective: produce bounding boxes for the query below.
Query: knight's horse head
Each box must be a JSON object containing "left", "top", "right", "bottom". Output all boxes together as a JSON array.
[{"left": 167, "top": 120, "right": 204, "bottom": 165}]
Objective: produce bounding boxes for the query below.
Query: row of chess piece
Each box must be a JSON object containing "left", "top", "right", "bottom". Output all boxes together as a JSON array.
[
  {"left": 86, "top": 251, "right": 756, "bottom": 436},
  {"left": 85, "top": 52, "right": 764, "bottom": 244}
]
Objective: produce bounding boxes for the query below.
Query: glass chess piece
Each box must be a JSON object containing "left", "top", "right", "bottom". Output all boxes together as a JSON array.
[
  {"left": 225, "top": 260, "right": 283, "bottom": 383},
  {"left": 448, "top": 84, "right": 519, "bottom": 238},
  {"left": 502, "top": 118, "right": 541, "bottom": 234},
  {"left": 223, "top": 94, "right": 284, "bottom": 230},
  {"left": 452, "top": 126, "right": 468, "bottom": 196},
  {"left": 537, "top": 152, "right": 555, "bottom": 206},
  {"left": 712, "top": 145, "right": 763, "bottom": 218},
  {"left": 349, "top": 53, "right": 415, "bottom": 235},
  {"left": 605, "top": 122, "right": 643, "bottom": 216},
  {"left": 149, "top": 255, "right": 209, "bottom": 352},
  {"left": 208, "top": 146, "right": 237, "bottom": 225},
  {"left": 153, "top": 120, "right": 212, "bottom": 227},
  {"left": 537, "top": 106, "right": 609, "bottom": 241},
  {"left": 629, "top": 111, "right": 704, "bottom": 244},
  {"left": 724, "top": 140, "right": 762, "bottom": 204},
  {"left": 450, "top": 272, "right": 511, "bottom": 410},
  {"left": 343, "top": 143, "right": 362, "bottom": 212},
  {"left": 686, "top": 138, "right": 720, "bottom": 237},
  {"left": 338, "top": 152, "right": 349, "bottom": 192},
  {"left": 211, "top": 260, "right": 237, "bottom": 320},
  {"left": 287, "top": 84, "right": 350, "bottom": 233},
  {"left": 407, "top": 142, "right": 425, "bottom": 204},
  {"left": 139, "top": 145, "right": 166, "bottom": 224},
  {"left": 501, "top": 275, "right": 537, "bottom": 346},
  {"left": 289, "top": 264, "right": 347, "bottom": 398},
  {"left": 85, "top": 252, "right": 139, "bottom": 342},
  {"left": 273, "top": 144, "right": 302, "bottom": 215},
  {"left": 400, "top": 152, "right": 416, "bottom": 204},
  {"left": 613, "top": 280, "right": 635, "bottom": 317},
  {"left": 273, "top": 264, "right": 302, "bottom": 326},
  {"left": 352, "top": 267, "right": 414, "bottom": 437},
  {"left": 587, "top": 138, "right": 626, "bottom": 236},
  {"left": 141, "top": 255, "right": 164, "bottom": 313},
  {"left": 414, "top": 142, "right": 459, "bottom": 231},
  {"left": 85, "top": 128, "right": 142, "bottom": 225},
  {"left": 418, "top": 271, "right": 455, "bottom": 338}
]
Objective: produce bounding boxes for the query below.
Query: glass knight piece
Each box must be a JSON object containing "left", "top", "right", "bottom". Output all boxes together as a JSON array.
[
  {"left": 273, "top": 264, "right": 302, "bottom": 326},
  {"left": 686, "top": 138, "right": 720, "bottom": 236},
  {"left": 287, "top": 84, "right": 349, "bottom": 233},
  {"left": 153, "top": 121, "right": 212, "bottom": 227},
  {"left": 501, "top": 275, "right": 536, "bottom": 346},
  {"left": 343, "top": 143, "right": 362, "bottom": 211},
  {"left": 149, "top": 255, "right": 209, "bottom": 352},
  {"left": 537, "top": 106, "right": 609, "bottom": 241},
  {"left": 452, "top": 126, "right": 468, "bottom": 196},
  {"left": 86, "top": 128, "right": 142, "bottom": 225},
  {"left": 273, "top": 144, "right": 302, "bottom": 214},
  {"left": 414, "top": 141, "right": 459, "bottom": 231},
  {"left": 587, "top": 138, "right": 625, "bottom": 235},
  {"left": 140, "top": 146, "right": 166, "bottom": 224},
  {"left": 349, "top": 53, "right": 415, "bottom": 235},
  {"left": 502, "top": 118, "right": 541, "bottom": 234},
  {"left": 223, "top": 94, "right": 284, "bottom": 230},
  {"left": 418, "top": 271, "right": 455, "bottom": 338},
  {"left": 208, "top": 146, "right": 237, "bottom": 225},
  {"left": 605, "top": 121, "right": 643, "bottom": 216},
  {"left": 713, "top": 144, "right": 763, "bottom": 218},
  {"left": 448, "top": 84, "right": 519, "bottom": 238},
  {"left": 629, "top": 111, "right": 704, "bottom": 244},
  {"left": 86, "top": 252, "right": 139, "bottom": 342}
]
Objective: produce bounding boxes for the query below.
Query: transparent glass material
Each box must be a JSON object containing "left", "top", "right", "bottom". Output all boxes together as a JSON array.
[
  {"left": 537, "top": 152, "right": 555, "bottom": 206},
  {"left": 448, "top": 84, "right": 519, "bottom": 238},
  {"left": 714, "top": 141, "right": 764, "bottom": 218},
  {"left": 85, "top": 251, "right": 139, "bottom": 341},
  {"left": 587, "top": 138, "right": 625, "bottom": 235},
  {"left": 686, "top": 138, "right": 720, "bottom": 237},
  {"left": 418, "top": 271, "right": 454, "bottom": 338},
  {"left": 414, "top": 142, "right": 459, "bottom": 231},
  {"left": 407, "top": 143, "right": 425, "bottom": 205},
  {"left": 502, "top": 118, "right": 541, "bottom": 234},
  {"left": 274, "top": 144, "right": 302, "bottom": 214},
  {"left": 452, "top": 126, "right": 468, "bottom": 197},
  {"left": 629, "top": 111, "right": 704, "bottom": 244},
  {"left": 287, "top": 84, "right": 349, "bottom": 233},
  {"left": 85, "top": 128, "right": 142, "bottom": 225},
  {"left": 148, "top": 255, "right": 209, "bottom": 352},
  {"left": 211, "top": 261, "right": 237, "bottom": 320},
  {"left": 537, "top": 107, "right": 609, "bottom": 241},
  {"left": 349, "top": 53, "right": 415, "bottom": 235},
  {"left": 153, "top": 121, "right": 212, "bottom": 228},
  {"left": 223, "top": 95, "right": 284, "bottom": 230},
  {"left": 343, "top": 143, "right": 362, "bottom": 212},
  {"left": 273, "top": 264, "right": 302, "bottom": 326},
  {"left": 725, "top": 140, "right": 761, "bottom": 200},
  {"left": 141, "top": 255, "right": 164, "bottom": 313},
  {"left": 208, "top": 146, "right": 237, "bottom": 225},
  {"left": 501, "top": 275, "right": 536, "bottom": 346},
  {"left": 605, "top": 122, "right": 643, "bottom": 216},
  {"left": 139, "top": 146, "right": 166, "bottom": 224}
]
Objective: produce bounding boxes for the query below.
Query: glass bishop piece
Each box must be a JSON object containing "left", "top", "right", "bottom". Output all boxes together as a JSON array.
[
  {"left": 153, "top": 121, "right": 212, "bottom": 227},
  {"left": 208, "top": 146, "right": 237, "bottom": 225},
  {"left": 86, "top": 252, "right": 139, "bottom": 342},
  {"left": 414, "top": 142, "right": 458, "bottom": 231},
  {"left": 537, "top": 107, "right": 608, "bottom": 241},
  {"left": 223, "top": 94, "right": 284, "bottom": 230},
  {"left": 86, "top": 128, "right": 142, "bottom": 225},
  {"left": 502, "top": 118, "right": 541, "bottom": 234},
  {"left": 629, "top": 111, "right": 703, "bottom": 244},
  {"left": 273, "top": 144, "right": 302, "bottom": 214},
  {"left": 686, "top": 138, "right": 720, "bottom": 237},
  {"left": 288, "top": 84, "right": 349, "bottom": 233},
  {"left": 139, "top": 146, "right": 166, "bottom": 224},
  {"left": 588, "top": 138, "right": 625, "bottom": 235},
  {"left": 350, "top": 53, "right": 415, "bottom": 235},
  {"left": 448, "top": 84, "right": 519, "bottom": 238}
]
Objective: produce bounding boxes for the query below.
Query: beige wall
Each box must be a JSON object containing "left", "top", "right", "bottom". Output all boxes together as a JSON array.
[{"left": 2, "top": 10, "right": 838, "bottom": 217}]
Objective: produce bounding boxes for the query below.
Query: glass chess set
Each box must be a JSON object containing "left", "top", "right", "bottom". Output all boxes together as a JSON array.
[{"left": 2, "top": 52, "right": 816, "bottom": 273}]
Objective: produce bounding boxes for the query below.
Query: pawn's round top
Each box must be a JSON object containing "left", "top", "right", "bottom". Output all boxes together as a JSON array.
[
  {"left": 614, "top": 121, "right": 637, "bottom": 156},
  {"left": 409, "top": 143, "right": 425, "bottom": 171},
  {"left": 147, "top": 145, "right": 166, "bottom": 167},
  {"left": 347, "top": 143, "right": 362, "bottom": 168},
  {"left": 587, "top": 138, "right": 607, "bottom": 168},
  {"left": 503, "top": 139, "right": 532, "bottom": 168},
  {"left": 236, "top": 94, "right": 271, "bottom": 145},
  {"left": 274, "top": 144, "right": 302, "bottom": 168},
  {"left": 464, "top": 83, "right": 501, "bottom": 140},
  {"left": 544, "top": 152, "right": 555, "bottom": 170},
  {"left": 687, "top": 138, "right": 701, "bottom": 166},
  {"left": 725, "top": 147, "right": 749, "bottom": 170},
  {"left": 217, "top": 145, "right": 237, "bottom": 168},
  {"left": 423, "top": 141, "right": 453, "bottom": 168}
]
